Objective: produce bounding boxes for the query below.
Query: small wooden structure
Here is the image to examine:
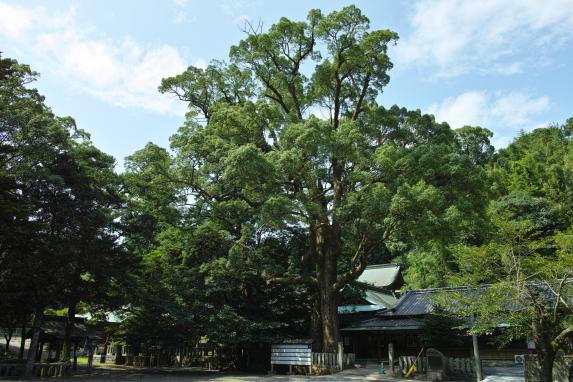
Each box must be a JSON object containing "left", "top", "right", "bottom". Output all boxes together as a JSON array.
[{"left": 270, "top": 340, "right": 312, "bottom": 374}]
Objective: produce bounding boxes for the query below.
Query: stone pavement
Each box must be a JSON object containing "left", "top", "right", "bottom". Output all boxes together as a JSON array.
[{"left": 482, "top": 365, "right": 525, "bottom": 382}]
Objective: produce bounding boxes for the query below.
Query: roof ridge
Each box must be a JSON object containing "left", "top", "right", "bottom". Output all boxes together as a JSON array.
[
  {"left": 365, "top": 263, "right": 400, "bottom": 269},
  {"left": 406, "top": 284, "right": 492, "bottom": 293}
]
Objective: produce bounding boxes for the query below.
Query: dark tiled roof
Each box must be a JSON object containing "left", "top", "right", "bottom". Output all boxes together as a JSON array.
[{"left": 381, "top": 286, "right": 480, "bottom": 317}]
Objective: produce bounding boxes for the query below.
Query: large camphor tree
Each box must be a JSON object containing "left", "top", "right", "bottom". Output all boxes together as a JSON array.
[{"left": 160, "top": 6, "right": 487, "bottom": 352}]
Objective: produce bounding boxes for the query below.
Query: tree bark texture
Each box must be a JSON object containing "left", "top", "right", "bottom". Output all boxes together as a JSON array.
[
  {"left": 24, "top": 307, "right": 44, "bottom": 378},
  {"left": 61, "top": 302, "right": 76, "bottom": 362}
]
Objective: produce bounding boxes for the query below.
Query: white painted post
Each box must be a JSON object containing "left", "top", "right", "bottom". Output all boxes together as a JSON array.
[{"left": 338, "top": 342, "right": 343, "bottom": 371}]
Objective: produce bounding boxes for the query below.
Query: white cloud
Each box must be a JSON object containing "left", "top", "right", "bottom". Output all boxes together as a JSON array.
[
  {"left": 428, "top": 91, "right": 489, "bottom": 129},
  {"left": 173, "top": 0, "right": 191, "bottom": 6},
  {"left": 0, "top": 2, "right": 35, "bottom": 38},
  {"left": 0, "top": 1, "right": 189, "bottom": 115},
  {"left": 192, "top": 57, "right": 208, "bottom": 69},
  {"left": 490, "top": 92, "right": 549, "bottom": 127},
  {"left": 428, "top": 90, "right": 550, "bottom": 148},
  {"left": 398, "top": 0, "right": 573, "bottom": 77},
  {"left": 171, "top": 0, "right": 198, "bottom": 24}
]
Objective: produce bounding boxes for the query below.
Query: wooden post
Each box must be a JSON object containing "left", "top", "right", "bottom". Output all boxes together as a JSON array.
[
  {"left": 337, "top": 342, "right": 344, "bottom": 371},
  {"left": 87, "top": 343, "right": 94, "bottom": 370},
  {"left": 73, "top": 340, "right": 78, "bottom": 370},
  {"left": 37, "top": 341, "right": 44, "bottom": 361},
  {"left": 472, "top": 333, "right": 483, "bottom": 381},
  {"left": 388, "top": 342, "right": 394, "bottom": 375}
]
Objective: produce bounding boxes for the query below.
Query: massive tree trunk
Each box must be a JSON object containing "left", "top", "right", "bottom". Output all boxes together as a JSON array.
[
  {"left": 319, "top": 286, "right": 339, "bottom": 352},
  {"left": 309, "top": 294, "right": 323, "bottom": 352},
  {"left": 314, "top": 224, "right": 341, "bottom": 353},
  {"left": 24, "top": 307, "right": 44, "bottom": 378},
  {"left": 61, "top": 301, "right": 77, "bottom": 362}
]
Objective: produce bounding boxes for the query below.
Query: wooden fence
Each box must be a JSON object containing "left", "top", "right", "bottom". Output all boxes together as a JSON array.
[
  {"left": 312, "top": 352, "right": 355, "bottom": 372},
  {"left": 33, "top": 362, "right": 69, "bottom": 377},
  {"left": 0, "top": 362, "right": 22, "bottom": 378},
  {"left": 0, "top": 361, "right": 68, "bottom": 379}
]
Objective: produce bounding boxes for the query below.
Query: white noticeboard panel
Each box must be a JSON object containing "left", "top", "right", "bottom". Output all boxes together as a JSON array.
[{"left": 271, "top": 343, "right": 312, "bottom": 366}]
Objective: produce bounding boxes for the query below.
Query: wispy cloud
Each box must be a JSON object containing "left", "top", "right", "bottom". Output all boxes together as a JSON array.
[
  {"left": 428, "top": 90, "right": 550, "bottom": 148},
  {"left": 397, "top": 0, "right": 573, "bottom": 77},
  {"left": 0, "top": 1, "right": 190, "bottom": 115},
  {"left": 171, "top": 0, "right": 197, "bottom": 25}
]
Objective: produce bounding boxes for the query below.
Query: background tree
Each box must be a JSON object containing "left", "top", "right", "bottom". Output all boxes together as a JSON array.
[
  {"left": 120, "top": 144, "right": 310, "bottom": 360},
  {"left": 0, "top": 56, "right": 129, "bottom": 373},
  {"left": 441, "top": 121, "right": 573, "bottom": 382}
]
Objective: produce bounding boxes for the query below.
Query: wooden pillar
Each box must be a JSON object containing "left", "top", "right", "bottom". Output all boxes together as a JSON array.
[
  {"left": 388, "top": 342, "right": 394, "bottom": 375},
  {"left": 46, "top": 341, "right": 53, "bottom": 362},
  {"left": 472, "top": 333, "right": 483, "bottom": 381}
]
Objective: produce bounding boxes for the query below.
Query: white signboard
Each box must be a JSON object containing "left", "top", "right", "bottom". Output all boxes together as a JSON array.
[{"left": 271, "top": 342, "right": 312, "bottom": 366}]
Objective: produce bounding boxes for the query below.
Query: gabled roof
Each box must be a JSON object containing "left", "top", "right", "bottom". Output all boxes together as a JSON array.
[
  {"left": 364, "top": 289, "right": 399, "bottom": 306},
  {"left": 357, "top": 264, "right": 404, "bottom": 291},
  {"left": 338, "top": 290, "right": 398, "bottom": 315}
]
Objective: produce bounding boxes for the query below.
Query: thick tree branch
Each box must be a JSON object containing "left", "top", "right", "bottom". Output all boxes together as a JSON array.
[
  {"left": 266, "top": 274, "right": 318, "bottom": 287},
  {"left": 333, "top": 235, "right": 369, "bottom": 291},
  {"left": 352, "top": 72, "right": 371, "bottom": 120},
  {"left": 552, "top": 324, "right": 573, "bottom": 348}
]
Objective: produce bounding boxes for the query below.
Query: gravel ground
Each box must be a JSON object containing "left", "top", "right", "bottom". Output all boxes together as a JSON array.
[
  {"left": 3, "top": 364, "right": 419, "bottom": 382},
  {"left": 3, "top": 364, "right": 524, "bottom": 382}
]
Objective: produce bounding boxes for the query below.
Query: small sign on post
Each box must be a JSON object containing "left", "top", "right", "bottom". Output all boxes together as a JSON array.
[{"left": 270, "top": 339, "right": 312, "bottom": 375}]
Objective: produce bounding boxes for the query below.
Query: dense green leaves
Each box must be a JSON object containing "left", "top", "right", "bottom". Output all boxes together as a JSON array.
[{"left": 0, "top": 57, "right": 130, "bottom": 363}]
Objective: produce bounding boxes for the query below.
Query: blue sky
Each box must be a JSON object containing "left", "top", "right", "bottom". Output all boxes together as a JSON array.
[{"left": 1, "top": 0, "right": 572, "bottom": 170}]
